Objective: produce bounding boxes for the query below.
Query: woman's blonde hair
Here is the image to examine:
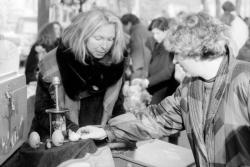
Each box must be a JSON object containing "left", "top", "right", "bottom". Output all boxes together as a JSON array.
[
  {"left": 62, "top": 8, "right": 126, "bottom": 64},
  {"left": 164, "top": 12, "right": 231, "bottom": 59}
]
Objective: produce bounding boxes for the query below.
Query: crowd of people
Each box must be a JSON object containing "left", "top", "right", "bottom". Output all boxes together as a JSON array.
[{"left": 20, "top": 1, "right": 250, "bottom": 166}]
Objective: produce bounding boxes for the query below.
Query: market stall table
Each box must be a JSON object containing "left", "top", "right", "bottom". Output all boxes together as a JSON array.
[{"left": 18, "top": 139, "right": 97, "bottom": 167}]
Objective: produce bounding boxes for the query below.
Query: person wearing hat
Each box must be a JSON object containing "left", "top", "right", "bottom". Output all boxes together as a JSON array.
[{"left": 220, "top": 1, "right": 235, "bottom": 26}]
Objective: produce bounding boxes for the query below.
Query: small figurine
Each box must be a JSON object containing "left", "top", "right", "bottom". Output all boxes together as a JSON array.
[{"left": 46, "top": 139, "right": 52, "bottom": 149}]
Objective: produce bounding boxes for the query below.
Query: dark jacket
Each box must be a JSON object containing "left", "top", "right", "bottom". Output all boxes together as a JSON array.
[
  {"left": 128, "top": 23, "right": 152, "bottom": 79},
  {"left": 146, "top": 39, "right": 179, "bottom": 104}
]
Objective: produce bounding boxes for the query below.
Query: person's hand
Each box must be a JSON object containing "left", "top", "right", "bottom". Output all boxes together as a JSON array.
[{"left": 76, "top": 126, "right": 107, "bottom": 140}]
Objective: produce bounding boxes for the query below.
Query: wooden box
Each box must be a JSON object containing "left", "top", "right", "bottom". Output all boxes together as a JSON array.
[{"left": 0, "top": 72, "right": 28, "bottom": 165}]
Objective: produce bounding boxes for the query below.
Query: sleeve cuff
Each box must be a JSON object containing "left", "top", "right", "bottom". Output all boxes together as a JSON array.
[
  {"left": 104, "top": 125, "right": 116, "bottom": 142},
  {"left": 67, "top": 122, "right": 79, "bottom": 132}
]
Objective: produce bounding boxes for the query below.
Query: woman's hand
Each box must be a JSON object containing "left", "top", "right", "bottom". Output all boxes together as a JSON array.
[{"left": 76, "top": 126, "right": 107, "bottom": 140}]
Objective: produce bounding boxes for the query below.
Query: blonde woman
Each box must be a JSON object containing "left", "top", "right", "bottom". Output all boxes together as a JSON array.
[{"left": 30, "top": 8, "right": 127, "bottom": 139}]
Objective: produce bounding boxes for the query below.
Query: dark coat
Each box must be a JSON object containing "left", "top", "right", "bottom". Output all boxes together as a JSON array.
[
  {"left": 128, "top": 23, "right": 152, "bottom": 79},
  {"left": 146, "top": 39, "right": 179, "bottom": 104}
]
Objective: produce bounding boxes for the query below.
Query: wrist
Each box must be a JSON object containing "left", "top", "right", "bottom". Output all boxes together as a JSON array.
[{"left": 103, "top": 125, "right": 115, "bottom": 142}]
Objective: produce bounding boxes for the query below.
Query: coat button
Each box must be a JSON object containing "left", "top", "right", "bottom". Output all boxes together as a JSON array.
[{"left": 92, "top": 85, "right": 99, "bottom": 91}]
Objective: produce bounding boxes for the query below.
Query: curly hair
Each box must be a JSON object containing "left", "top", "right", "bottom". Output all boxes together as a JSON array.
[{"left": 164, "top": 12, "right": 231, "bottom": 59}]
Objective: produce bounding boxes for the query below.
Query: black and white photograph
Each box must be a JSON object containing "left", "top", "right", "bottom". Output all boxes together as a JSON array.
[{"left": 1, "top": 0, "right": 250, "bottom": 166}]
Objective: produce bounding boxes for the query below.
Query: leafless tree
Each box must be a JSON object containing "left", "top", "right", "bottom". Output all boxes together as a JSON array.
[
  {"left": 215, "top": 0, "right": 221, "bottom": 18},
  {"left": 201, "top": 0, "right": 209, "bottom": 13},
  {"left": 235, "top": 0, "right": 242, "bottom": 17}
]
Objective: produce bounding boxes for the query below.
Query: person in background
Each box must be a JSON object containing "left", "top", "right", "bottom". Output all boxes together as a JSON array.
[
  {"left": 121, "top": 13, "right": 152, "bottom": 80},
  {"left": 237, "top": 17, "right": 250, "bottom": 62},
  {"left": 77, "top": 12, "right": 250, "bottom": 166},
  {"left": 25, "top": 21, "right": 62, "bottom": 84},
  {"left": 146, "top": 17, "right": 180, "bottom": 145},
  {"left": 244, "top": 17, "right": 250, "bottom": 28},
  {"left": 146, "top": 17, "right": 179, "bottom": 104},
  {"left": 30, "top": 8, "right": 127, "bottom": 139},
  {"left": 220, "top": 1, "right": 249, "bottom": 56},
  {"left": 237, "top": 31, "right": 250, "bottom": 62}
]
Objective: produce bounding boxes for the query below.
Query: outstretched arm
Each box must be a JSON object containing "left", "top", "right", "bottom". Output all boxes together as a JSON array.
[{"left": 78, "top": 87, "right": 184, "bottom": 143}]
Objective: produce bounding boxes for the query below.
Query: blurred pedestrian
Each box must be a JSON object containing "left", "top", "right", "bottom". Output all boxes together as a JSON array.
[
  {"left": 220, "top": 1, "right": 249, "bottom": 56},
  {"left": 121, "top": 13, "right": 152, "bottom": 79},
  {"left": 25, "top": 21, "right": 62, "bottom": 84}
]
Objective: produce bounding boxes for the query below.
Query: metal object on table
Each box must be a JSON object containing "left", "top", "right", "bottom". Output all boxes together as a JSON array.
[
  {"left": 46, "top": 76, "right": 69, "bottom": 138},
  {"left": 113, "top": 153, "right": 153, "bottom": 167}
]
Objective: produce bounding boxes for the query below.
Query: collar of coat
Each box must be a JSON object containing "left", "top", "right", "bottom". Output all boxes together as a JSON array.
[
  {"left": 56, "top": 40, "right": 125, "bottom": 100},
  {"left": 187, "top": 46, "right": 236, "bottom": 160}
]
